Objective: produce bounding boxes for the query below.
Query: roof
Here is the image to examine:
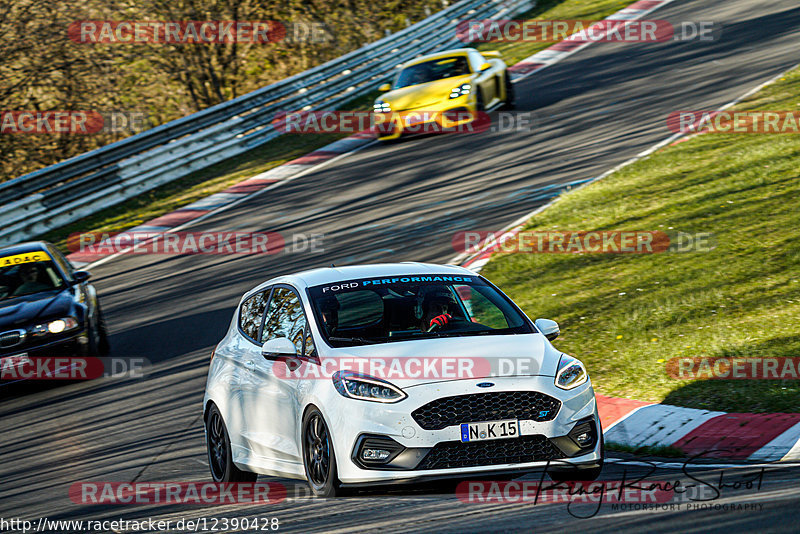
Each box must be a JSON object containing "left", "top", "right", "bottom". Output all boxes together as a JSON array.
[
  {"left": 247, "top": 262, "right": 476, "bottom": 296},
  {"left": 402, "top": 48, "right": 473, "bottom": 68},
  {"left": 0, "top": 241, "right": 49, "bottom": 257}
]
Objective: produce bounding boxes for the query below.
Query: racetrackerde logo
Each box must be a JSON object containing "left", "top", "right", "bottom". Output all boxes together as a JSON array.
[
  {"left": 69, "top": 482, "right": 286, "bottom": 505},
  {"left": 667, "top": 357, "right": 800, "bottom": 380},
  {"left": 668, "top": 111, "right": 800, "bottom": 134},
  {"left": 455, "top": 480, "right": 674, "bottom": 504},
  {"left": 68, "top": 21, "right": 332, "bottom": 44},
  {"left": 273, "top": 356, "right": 555, "bottom": 380},
  {"left": 68, "top": 231, "right": 289, "bottom": 256},
  {"left": 272, "top": 110, "right": 492, "bottom": 135},
  {"left": 452, "top": 231, "right": 715, "bottom": 255},
  {"left": 0, "top": 356, "right": 150, "bottom": 381},
  {"left": 456, "top": 20, "right": 718, "bottom": 43},
  {"left": 0, "top": 111, "right": 148, "bottom": 135}
]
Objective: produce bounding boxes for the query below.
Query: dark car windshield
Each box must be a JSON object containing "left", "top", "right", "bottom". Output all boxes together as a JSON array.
[
  {"left": 0, "top": 252, "right": 66, "bottom": 301},
  {"left": 308, "top": 274, "right": 533, "bottom": 347},
  {"left": 394, "top": 56, "right": 471, "bottom": 88}
]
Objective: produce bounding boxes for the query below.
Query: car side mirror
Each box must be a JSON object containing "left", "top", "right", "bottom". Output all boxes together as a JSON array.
[
  {"left": 535, "top": 318, "right": 560, "bottom": 341},
  {"left": 72, "top": 271, "right": 91, "bottom": 284},
  {"left": 480, "top": 62, "right": 492, "bottom": 71},
  {"left": 261, "top": 337, "right": 297, "bottom": 358},
  {"left": 378, "top": 83, "right": 392, "bottom": 92}
]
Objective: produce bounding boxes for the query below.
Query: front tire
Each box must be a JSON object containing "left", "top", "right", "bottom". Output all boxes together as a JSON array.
[
  {"left": 504, "top": 74, "right": 515, "bottom": 110},
  {"left": 302, "top": 407, "right": 342, "bottom": 497},
  {"left": 206, "top": 404, "right": 257, "bottom": 483}
]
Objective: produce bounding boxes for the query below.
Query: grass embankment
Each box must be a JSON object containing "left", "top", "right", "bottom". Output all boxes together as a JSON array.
[
  {"left": 45, "top": 0, "right": 634, "bottom": 251},
  {"left": 480, "top": 68, "right": 800, "bottom": 413}
]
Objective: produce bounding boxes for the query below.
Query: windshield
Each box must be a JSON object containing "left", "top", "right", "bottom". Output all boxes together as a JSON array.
[
  {"left": 308, "top": 274, "right": 533, "bottom": 347},
  {"left": 394, "top": 56, "right": 471, "bottom": 88},
  {"left": 0, "top": 252, "right": 66, "bottom": 301}
]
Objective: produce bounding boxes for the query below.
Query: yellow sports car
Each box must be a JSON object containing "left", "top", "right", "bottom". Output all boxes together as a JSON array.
[{"left": 373, "top": 48, "right": 513, "bottom": 141}]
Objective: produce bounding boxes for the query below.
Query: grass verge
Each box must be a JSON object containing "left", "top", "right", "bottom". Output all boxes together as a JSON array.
[
  {"left": 479, "top": 67, "right": 800, "bottom": 413},
  {"left": 44, "top": 0, "right": 634, "bottom": 252}
]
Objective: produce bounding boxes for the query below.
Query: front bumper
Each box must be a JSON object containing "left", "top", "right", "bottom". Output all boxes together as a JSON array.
[
  {"left": 375, "top": 97, "right": 479, "bottom": 141},
  {"left": 327, "top": 376, "right": 601, "bottom": 484}
]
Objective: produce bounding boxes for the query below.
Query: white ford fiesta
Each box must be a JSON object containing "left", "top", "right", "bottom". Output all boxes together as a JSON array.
[{"left": 203, "top": 263, "right": 603, "bottom": 496}]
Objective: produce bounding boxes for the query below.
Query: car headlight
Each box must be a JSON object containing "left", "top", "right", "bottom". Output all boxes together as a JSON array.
[
  {"left": 555, "top": 354, "right": 588, "bottom": 390},
  {"left": 30, "top": 316, "right": 79, "bottom": 337},
  {"left": 373, "top": 100, "right": 391, "bottom": 113},
  {"left": 449, "top": 83, "right": 471, "bottom": 99},
  {"left": 332, "top": 371, "right": 407, "bottom": 403}
]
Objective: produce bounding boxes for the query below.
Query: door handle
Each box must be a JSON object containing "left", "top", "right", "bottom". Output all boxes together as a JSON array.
[{"left": 245, "top": 360, "right": 255, "bottom": 370}]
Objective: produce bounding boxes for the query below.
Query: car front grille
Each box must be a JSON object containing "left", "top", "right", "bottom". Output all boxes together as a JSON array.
[
  {"left": 415, "top": 434, "right": 565, "bottom": 470},
  {"left": 0, "top": 330, "right": 24, "bottom": 349},
  {"left": 411, "top": 391, "right": 561, "bottom": 431}
]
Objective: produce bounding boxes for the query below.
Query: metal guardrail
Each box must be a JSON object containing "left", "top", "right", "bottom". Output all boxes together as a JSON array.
[{"left": 0, "top": 0, "right": 535, "bottom": 245}]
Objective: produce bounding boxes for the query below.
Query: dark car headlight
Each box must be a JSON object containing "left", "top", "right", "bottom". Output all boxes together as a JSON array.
[
  {"left": 332, "top": 371, "right": 406, "bottom": 403},
  {"left": 29, "top": 316, "right": 79, "bottom": 337}
]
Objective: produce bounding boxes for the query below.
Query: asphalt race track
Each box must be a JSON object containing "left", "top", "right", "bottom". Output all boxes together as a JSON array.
[{"left": 3, "top": 0, "right": 800, "bottom": 532}]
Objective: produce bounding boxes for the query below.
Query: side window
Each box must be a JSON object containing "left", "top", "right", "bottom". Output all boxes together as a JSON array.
[
  {"left": 239, "top": 289, "right": 270, "bottom": 342},
  {"left": 468, "top": 51, "right": 484, "bottom": 72},
  {"left": 48, "top": 246, "right": 74, "bottom": 279},
  {"left": 262, "top": 287, "right": 307, "bottom": 355}
]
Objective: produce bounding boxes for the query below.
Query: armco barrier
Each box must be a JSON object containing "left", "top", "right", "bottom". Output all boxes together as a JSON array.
[{"left": 0, "top": 0, "right": 534, "bottom": 246}]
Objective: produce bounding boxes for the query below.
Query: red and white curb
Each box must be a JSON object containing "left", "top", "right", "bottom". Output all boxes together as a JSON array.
[{"left": 598, "top": 396, "right": 800, "bottom": 462}]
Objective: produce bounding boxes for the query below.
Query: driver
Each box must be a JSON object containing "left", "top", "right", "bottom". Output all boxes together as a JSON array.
[
  {"left": 13, "top": 263, "right": 52, "bottom": 296},
  {"left": 318, "top": 295, "right": 340, "bottom": 335},
  {"left": 419, "top": 288, "right": 459, "bottom": 331}
]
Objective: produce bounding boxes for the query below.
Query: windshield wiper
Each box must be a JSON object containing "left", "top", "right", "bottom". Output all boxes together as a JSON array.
[{"left": 328, "top": 336, "right": 381, "bottom": 345}]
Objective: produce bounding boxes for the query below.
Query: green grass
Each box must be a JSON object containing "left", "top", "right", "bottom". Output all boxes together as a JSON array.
[
  {"left": 480, "top": 68, "right": 800, "bottom": 413},
  {"left": 44, "top": 0, "right": 633, "bottom": 252}
]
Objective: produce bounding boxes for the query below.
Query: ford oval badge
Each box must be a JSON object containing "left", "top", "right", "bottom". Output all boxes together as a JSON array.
[{"left": 476, "top": 382, "right": 494, "bottom": 388}]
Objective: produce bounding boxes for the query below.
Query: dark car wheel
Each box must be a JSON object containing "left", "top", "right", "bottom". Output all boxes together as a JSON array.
[
  {"left": 302, "top": 407, "right": 342, "bottom": 497},
  {"left": 89, "top": 305, "right": 110, "bottom": 356},
  {"left": 206, "top": 404, "right": 258, "bottom": 483},
  {"left": 504, "top": 74, "right": 515, "bottom": 109}
]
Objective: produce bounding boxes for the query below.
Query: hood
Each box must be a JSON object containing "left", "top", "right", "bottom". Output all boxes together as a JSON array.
[
  {"left": 380, "top": 74, "right": 474, "bottom": 110},
  {"left": 0, "top": 289, "right": 73, "bottom": 329},
  {"left": 320, "top": 333, "right": 561, "bottom": 388}
]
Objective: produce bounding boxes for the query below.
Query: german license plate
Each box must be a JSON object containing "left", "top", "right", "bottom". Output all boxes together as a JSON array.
[{"left": 460, "top": 420, "right": 519, "bottom": 442}]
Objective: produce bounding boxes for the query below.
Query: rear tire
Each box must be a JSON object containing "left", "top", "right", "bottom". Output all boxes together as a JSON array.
[
  {"left": 302, "top": 407, "right": 343, "bottom": 497},
  {"left": 206, "top": 404, "right": 258, "bottom": 483},
  {"left": 504, "top": 74, "right": 515, "bottom": 110}
]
